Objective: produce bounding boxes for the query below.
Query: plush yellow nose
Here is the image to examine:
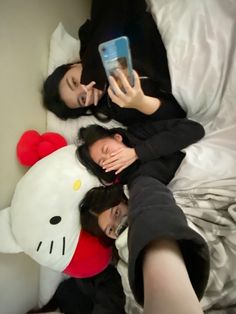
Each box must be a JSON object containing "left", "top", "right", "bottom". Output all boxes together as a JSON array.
[{"left": 73, "top": 179, "right": 81, "bottom": 191}]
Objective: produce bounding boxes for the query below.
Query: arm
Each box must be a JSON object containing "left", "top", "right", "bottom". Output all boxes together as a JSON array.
[
  {"left": 107, "top": 69, "right": 186, "bottom": 121},
  {"left": 102, "top": 118, "right": 204, "bottom": 174},
  {"left": 108, "top": 70, "right": 162, "bottom": 114},
  {"left": 132, "top": 118, "right": 205, "bottom": 162},
  {"left": 127, "top": 176, "right": 209, "bottom": 307},
  {"left": 143, "top": 239, "right": 204, "bottom": 314}
]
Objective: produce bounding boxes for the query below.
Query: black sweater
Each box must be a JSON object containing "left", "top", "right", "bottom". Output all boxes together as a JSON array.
[
  {"left": 114, "top": 118, "right": 205, "bottom": 185},
  {"left": 78, "top": 0, "right": 186, "bottom": 126},
  {"left": 128, "top": 176, "right": 210, "bottom": 305}
]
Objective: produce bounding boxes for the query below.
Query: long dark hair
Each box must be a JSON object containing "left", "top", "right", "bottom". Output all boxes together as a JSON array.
[
  {"left": 79, "top": 184, "right": 127, "bottom": 246},
  {"left": 76, "top": 124, "right": 119, "bottom": 184},
  {"left": 42, "top": 62, "right": 110, "bottom": 121}
]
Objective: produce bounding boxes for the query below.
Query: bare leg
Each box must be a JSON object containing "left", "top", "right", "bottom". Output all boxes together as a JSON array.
[{"left": 143, "top": 239, "right": 204, "bottom": 314}]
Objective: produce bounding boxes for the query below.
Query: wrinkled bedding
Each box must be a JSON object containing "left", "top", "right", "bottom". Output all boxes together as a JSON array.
[
  {"left": 116, "top": 178, "right": 236, "bottom": 312},
  {"left": 118, "top": 1, "right": 236, "bottom": 312}
]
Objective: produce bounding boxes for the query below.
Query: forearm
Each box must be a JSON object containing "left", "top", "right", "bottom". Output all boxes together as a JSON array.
[
  {"left": 136, "top": 95, "right": 161, "bottom": 115},
  {"left": 143, "top": 239, "right": 204, "bottom": 314},
  {"left": 133, "top": 118, "right": 205, "bottom": 162}
]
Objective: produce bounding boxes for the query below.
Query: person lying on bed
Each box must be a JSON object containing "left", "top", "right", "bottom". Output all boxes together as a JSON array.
[
  {"left": 26, "top": 265, "right": 126, "bottom": 314},
  {"left": 79, "top": 179, "right": 208, "bottom": 314},
  {"left": 42, "top": 0, "right": 186, "bottom": 125},
  {"left": 76, "top": 117, "right": 205, "bottom": 185}
]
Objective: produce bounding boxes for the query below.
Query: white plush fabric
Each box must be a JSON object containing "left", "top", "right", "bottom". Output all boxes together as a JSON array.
[{"left": 0, "top": 146, "right": 100, "bottom": 271}]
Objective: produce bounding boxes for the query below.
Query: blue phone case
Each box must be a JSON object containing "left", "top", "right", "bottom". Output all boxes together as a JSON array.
[{"left": 99, "top": 36, "right": 134, "bottom": 87}]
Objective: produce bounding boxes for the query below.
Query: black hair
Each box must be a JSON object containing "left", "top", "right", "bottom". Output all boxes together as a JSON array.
[
  {"left": 79, "top": 184, "right": 127, "bottom": 246},
  {"left": 76, "top": 124, "right": 118, "bottom": 184},
  {"left": 42, "top": 62, "right": 111, "bottom": 122}
]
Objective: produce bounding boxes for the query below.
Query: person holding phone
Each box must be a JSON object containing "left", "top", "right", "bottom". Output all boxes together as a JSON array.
[
  {"left": 43, "top": 0, "right": 186, "bottom": 125},
  {"left": 78, "top": 181, "right": 208, "bottom": 314}
]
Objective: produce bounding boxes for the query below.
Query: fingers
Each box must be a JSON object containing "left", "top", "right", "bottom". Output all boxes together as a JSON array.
[
  {"left": 103, "top": 159, "right": 128, "bottom": 173},
  {"left": 85, "top": 81, "right": 96, "bottom": 90},
  {"left": 84, "top": 89, "right": 93, "bottom": 106},
  {"left": 93, "top": 89, "right": 98, "bottom": 106},
  {"left": 107, "top": 86, "right": 123, "bottom": 106},
  {"left": 115, "top": 165, "right": 128, "bottom": 175},
  {"left": 108, "top": 75, "right": 125, "bottom": 97},
  {"left": 133, "top": 70, "right": 141, "bottom": 89}
]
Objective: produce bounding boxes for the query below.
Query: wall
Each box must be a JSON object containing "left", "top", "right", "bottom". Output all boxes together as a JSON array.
[{"left": 0, "top": 1, "right": 90, "bottom": 313}]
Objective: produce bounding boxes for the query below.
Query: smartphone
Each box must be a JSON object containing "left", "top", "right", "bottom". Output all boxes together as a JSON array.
[{"left": 98, "top": 36, "right": 134, "bottom": 89}]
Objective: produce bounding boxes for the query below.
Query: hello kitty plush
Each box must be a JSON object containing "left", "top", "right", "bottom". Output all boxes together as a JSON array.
[{"left": 0, "top": 144, "right": 112, "bottom": 278}]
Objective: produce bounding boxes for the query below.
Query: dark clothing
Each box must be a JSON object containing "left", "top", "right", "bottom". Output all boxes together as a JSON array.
[
  {"left": 97, "top": 79, "right": 186, "bottom": 127},
  {"left": 78, "top": 0, "right": 186, "bottom": 126},
  {"left": 79, "top": 0, "right": 170, "bottom": 91},
  {"left": 115, "top": 118, "right": 205, "bottom": 185},
  {"left": 128, "top": 176, "right": 210, "bottom": 306},
  {"left": 30, "top": 265, "right": 126, "bottom": 314}
]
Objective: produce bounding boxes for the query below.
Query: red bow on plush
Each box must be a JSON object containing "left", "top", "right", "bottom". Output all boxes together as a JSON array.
[{"left": 16, "top": 130, "right": 67, "bottom": 166}]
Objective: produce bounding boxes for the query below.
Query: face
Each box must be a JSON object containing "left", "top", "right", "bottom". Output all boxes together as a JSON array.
[
  {"left": 89, "top": 134, "right": 126, "bottom": 167},
  {"left": 59, "top": 64, "right": 103, "bottom": 109},
  {"left": 98, "top": 201, "right": 128, "bottom": 239}
]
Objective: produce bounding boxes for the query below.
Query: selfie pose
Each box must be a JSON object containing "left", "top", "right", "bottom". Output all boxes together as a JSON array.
[
  {"left": 43, "top": 0, "right": 186, "bottom": 125},
  {"left": 79, "top": 178, "right": 208, "bottom": 314}
]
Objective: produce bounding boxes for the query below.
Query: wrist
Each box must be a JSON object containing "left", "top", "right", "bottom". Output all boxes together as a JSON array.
[{"left": 137, "top": 95, "right": 161, "bottom": 115}]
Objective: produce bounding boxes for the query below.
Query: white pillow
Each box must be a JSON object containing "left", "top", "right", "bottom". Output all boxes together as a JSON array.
[{"left": 48, "top": 22, "right": 80, "bottom": 75}]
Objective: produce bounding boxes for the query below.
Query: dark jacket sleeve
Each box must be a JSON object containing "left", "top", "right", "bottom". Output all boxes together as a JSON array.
[
  {"left": 78, "top": 0, "right": 147, "bottom": 90},
  {"left": 127, "top": 176, "right": 210, "bottom": 306},
  {"left": 129, "top": 118, "right": 205, "bottom": 162}
]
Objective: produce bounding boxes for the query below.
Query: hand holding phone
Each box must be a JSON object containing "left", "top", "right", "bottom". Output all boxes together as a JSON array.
[
  {"left": 98, "top": 36, "right": 134, "bottom": 89},
  {"left": 99, "top": 36, "right": 158, "bottom": 113}
]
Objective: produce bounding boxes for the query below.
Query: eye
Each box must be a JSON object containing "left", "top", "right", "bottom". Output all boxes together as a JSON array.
[
  {"left": 102, "top": 145, "right": 109, "bottom": 154},
  {"left": 107, "top": 226, "right": 114, "bottom": 237},
  {"left": 49, "top": 216, "right": 62, "bottom": 225},
  {"left": 72, "top": 78, "right": 78, "bottom": 87},
  {"left": 99, "top": 159, "right": 105, "bottom": 167},
  {"left": 114, "top": 206, "right": 119, "bottom": 217}
]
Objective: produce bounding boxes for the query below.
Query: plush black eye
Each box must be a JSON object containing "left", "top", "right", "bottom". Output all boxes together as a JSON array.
[{"left": 50, "top": 216, "right": 62, "bottom": 225}]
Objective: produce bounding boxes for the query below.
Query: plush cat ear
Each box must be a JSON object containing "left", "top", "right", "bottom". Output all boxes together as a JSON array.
[{"left": 0, "top": 207, "right": 22, "bottom": 253}]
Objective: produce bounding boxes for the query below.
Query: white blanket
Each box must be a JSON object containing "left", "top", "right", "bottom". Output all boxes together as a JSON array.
[
  {"left": 116, "top": 179, "right": 236, "bottom": 313},
  {"left": 117, "top": 1, "right": 236, "bottom": 312}
]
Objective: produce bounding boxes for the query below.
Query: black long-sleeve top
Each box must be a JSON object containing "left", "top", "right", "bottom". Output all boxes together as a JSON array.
[
  {"left": 114, "top": 118, "right": 205, "bottom": 185},
  {"left": 128, "top": 176, "right": 210, "bottom": 306},
  {"left": 78, "top": 0, "right": 186, "bottom": 126}
]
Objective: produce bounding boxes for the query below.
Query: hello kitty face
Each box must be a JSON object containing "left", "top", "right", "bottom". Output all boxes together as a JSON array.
[{"left": 0, "top": 146, "right": 111, "bottom": 277}]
